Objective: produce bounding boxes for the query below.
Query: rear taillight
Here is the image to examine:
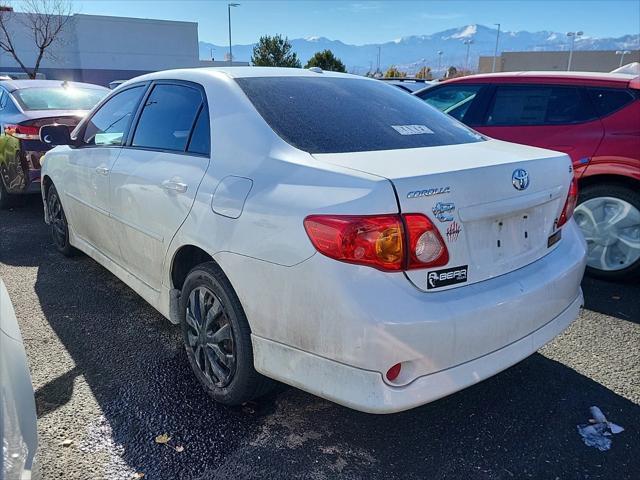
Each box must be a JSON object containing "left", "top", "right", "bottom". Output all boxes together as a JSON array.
[
  {"left": 4, "top": 124, "right": 40, "bottom": 140},
  {"left": 403, "top": 213, "right": 449, "bottom": 269},
  {"left": 557, "top": 176, "right": 579, "bottom": 228},
  {"left": 303, "top": 215, "right": 404, "bottom": 271},
  {"left": 303, "top": 213, "right": 448, "bottom": 271}
]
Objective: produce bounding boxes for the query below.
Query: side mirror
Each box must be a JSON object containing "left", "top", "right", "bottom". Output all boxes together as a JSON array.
[{"left": 40, "top": 124, "right": 73, "bottom": 146}]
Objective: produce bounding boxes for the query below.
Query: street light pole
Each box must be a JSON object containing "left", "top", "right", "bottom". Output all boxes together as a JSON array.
[
  {"left": 492, "top": 23, "right": 501, "bottom": 72},
  {"left": 616, "top": 50, "right": 631, "bottom": 67},
  {"left": 566, "top": 31, "right": 583, "bottom": 71},
  {"left": 228, "top": 3, "right": 240, "bottom": 66},
  {"left": 464, "top": 39, "right": 473, "bottom": 72},
  {"left": 437, "top": 50, "right": 443, "bottom": 74}
]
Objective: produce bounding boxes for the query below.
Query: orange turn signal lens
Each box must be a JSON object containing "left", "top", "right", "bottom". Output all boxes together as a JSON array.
[{"left": 375, "top": 226, "right": 403, "bottom": 264}]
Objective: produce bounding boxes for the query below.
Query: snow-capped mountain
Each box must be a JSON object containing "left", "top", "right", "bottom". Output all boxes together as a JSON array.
[{"left": 199, "top": 24, "right": 639, "bottom": 74}]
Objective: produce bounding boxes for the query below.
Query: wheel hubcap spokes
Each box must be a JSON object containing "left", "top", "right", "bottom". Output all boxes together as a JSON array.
[
  {"left": 186, "top": 287, "right": 235, "bottom": 387},
  {"left": 48, "top": 193, "right": 66, "bottom": 247},
  {"left": 575, "top": 196, "right": 640, "bottom": 271}
]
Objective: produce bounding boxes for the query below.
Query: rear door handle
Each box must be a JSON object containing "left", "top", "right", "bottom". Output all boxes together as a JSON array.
[
  {"left": 161, "top": 180, "right": 188, "bottom": 193},
  {"left": 95, "top": 166, "right": 110, "bottom": 175}
]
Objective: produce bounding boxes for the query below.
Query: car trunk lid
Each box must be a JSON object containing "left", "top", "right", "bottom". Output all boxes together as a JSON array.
[{"left": 313, "top": 139, "right": 573, "bottom": 291}]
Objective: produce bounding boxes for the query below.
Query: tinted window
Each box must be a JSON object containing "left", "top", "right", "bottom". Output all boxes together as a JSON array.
[
  {"left": 486, "top": 85, "right": 595, "bottom": 125},
  {"left": 588, "top": 88, "right": 635, "bottom": 117},
  {"left": 132, "top": 84, "right": 203, "bottom": 152},
  {"left": 0, "top": 90, "right": 19, "bottom": 113},
  {"left": 236, "top": 77, "right": 483, "bottom": 154},
  {"left": 419, "top": 85, "right": 482, "bottom": 117},
  {"left": 83, "top": 86, "right": 145, "bottom": 146},
  {"left": 187, "top": 106, "right": 210, "bottom": 155},
  {"left": 6, "top": 95, "right": 19, "bottom": 113},
  {"left": 14, "top": 87, "right": 106, "bottom": 111}
]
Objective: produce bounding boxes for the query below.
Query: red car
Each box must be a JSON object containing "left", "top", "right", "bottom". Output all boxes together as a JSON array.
[{"left": 416, "top": 72, "right": 640, "bottom": 280}]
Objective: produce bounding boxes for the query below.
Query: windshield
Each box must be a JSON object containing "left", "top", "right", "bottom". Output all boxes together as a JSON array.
[
  {"left": 235, "top": 76, "right": 483, "bottom": 154},
  {"left": 14, "top": 86, "right": 107, "bottom": 111}
]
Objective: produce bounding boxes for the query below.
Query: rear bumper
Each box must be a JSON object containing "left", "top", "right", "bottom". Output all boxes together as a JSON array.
[
  {"left": 24, "top": 148, "right": 43, "bottom": 194},
  {"left": 253, "top": 292, "right": 582, "bottom": 414},
  {"left": 3, "top": 145, "right": 42, "bottom": 195},
  {"left": 218, "top": 220, "right": 586, "bottom": 413}
]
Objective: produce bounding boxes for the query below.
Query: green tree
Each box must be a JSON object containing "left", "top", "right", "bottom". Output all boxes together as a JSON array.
[
  {"left": 251, "top": 34, "right": 301, "bottom": 68},
  {"left": 304, "top": 49, "right": 346, "bottom": 72}
]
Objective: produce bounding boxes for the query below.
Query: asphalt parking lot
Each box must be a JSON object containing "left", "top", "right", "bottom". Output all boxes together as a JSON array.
[{"left": 1, "top": 197, "right": 638, "bottom": 480}]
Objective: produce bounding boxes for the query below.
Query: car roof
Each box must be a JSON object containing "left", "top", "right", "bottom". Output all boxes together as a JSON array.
[
  {"left": 119, "top": 67, "right": 376, "bottom": 89},
  {"left": 198, "top": 66, "right": 361, "bottom": 79},
  {"left": 441, "top": 71, "right": 639, "bottom": 88},
  {"left": 0, "top": 79, "right": 108, "bottom": 93},
  {"left": 379, "top": 78, "right": 431, "bottom": 83}
]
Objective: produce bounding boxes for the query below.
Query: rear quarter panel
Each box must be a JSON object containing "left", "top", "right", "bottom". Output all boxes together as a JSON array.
[{"left": 584, "top": 99, "right": 640, "bottom": 181}]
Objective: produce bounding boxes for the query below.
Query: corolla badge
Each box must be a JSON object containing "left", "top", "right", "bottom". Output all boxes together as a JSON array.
[
  {"left": 512, "top": 169, "right": 529, "bottom": 191},
  {"left": 407, "top": 186, "right": 450, "bottom": 199}
]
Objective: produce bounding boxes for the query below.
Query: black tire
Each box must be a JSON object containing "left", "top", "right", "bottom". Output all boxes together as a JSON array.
[
  {"left": 46, "top": 184, "right": 76, "bottom": 257},
  {"left": 576, "top": 183, "right": 640, "bottom": 281},
  {"left": 179, "top": 262, "right": 274, "bottom": 405}
]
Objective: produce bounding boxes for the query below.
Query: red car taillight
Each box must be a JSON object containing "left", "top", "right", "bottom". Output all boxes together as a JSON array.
[
  {"left": 557, "top": 176, "right": 579, "bottom": 228},
  {"left": 4, "top": 124, "right": 40, "bottom": 140},
  {"left": 304, "top": 215, "right": 404, "bottom": 271},
  {"left": 403, "top": 213, "right": 449, "bottom": 269},
  {"left": 303, "top": 214, "right": 448, "bottom": 272}
]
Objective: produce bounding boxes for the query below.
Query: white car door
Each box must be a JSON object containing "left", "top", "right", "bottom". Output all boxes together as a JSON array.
[
  {"left": 108, "top": 81, "right": 210, "bottom": 291},
  {"left": 62, "top": 85, "right": 147, "bottom": 261}
]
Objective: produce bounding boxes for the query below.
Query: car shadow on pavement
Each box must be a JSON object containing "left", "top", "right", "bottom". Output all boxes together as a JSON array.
[
  {"left": 1, "top": 199, "right": 639, "bottom": 480},
  {"left": 34, "top": 366, "right": 83, "bottom": 418},
  {"left": 581, "top": 276, "right": 639, "bottom": 324}
]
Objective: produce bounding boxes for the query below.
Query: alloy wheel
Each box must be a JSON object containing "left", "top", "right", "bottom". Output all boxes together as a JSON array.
[
  {"left": 185, "top": 286, "right": 236, "bottom": 388},
  {"left": 574, "top": 196, "right": 640, "bottom": 271},
  {"left": 48, "top": 189, "right": 68, "bottom": 249}
]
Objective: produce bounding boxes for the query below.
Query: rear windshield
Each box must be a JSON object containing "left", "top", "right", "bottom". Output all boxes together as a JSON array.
[
  {"left": 235, "top": 76, "right": 483, "bottom": 154},
  {"left": 14, "top": 86, "right": 106, "bottom": 111}
]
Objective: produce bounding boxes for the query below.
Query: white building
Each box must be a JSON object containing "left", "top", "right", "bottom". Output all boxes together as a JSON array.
[{"left": 0, "top": 12, "right": 247, "bottom": 85}]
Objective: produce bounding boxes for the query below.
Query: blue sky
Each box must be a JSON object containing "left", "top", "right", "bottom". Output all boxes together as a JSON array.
[{"left": 66, "top": 1, "right": 639, "bottom": 45}]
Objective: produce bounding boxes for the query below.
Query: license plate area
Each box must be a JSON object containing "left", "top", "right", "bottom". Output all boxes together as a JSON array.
[{"left": 493, "top": 211, "right": 535, "bottom": 262}]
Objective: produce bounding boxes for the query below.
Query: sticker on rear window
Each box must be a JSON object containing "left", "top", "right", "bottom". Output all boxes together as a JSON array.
[
  {"left": 427, "top": 265, "right": 468, "bottom": 289},
  {"left": 391, "top": 124, "right": 434, "bottom": 135}
]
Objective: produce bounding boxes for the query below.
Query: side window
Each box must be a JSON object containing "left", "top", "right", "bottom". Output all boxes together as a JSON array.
[
  {"left": 419, "top": 85, "right": 482, "bottom": 114},
  {"left": 83, "top": 85, "right": 145, "bottom": 146},
  {"left": 0, "top": 90, "right": 5, "bottom": 109},
  {"left": 446, "top": 95, "right": 477, "bottom": 121},
  {"left": 486, "top": 85, "right": 595, "bottom": 126},
  {"left": 2, "top": 93, "right": 19, "bottom": 113},
  {"left": 587, "top": 88, "right": 635, "bottom": 117},
  {"left": 132, "top": 84, "right": 203, "bottom": 152},
  {"left": 187, "top": 106, "right": 210, "bottom": 155}
]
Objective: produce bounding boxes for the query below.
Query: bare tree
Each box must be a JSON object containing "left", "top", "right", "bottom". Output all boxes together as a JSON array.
[{"left": 0, "top": 0, "right": 73, "bottom": 79}]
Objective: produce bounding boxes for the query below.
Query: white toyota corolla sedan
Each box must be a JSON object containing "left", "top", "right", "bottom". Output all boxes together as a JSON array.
[{"left": 39, "top": 67, "right": 587, "bottom": 414}]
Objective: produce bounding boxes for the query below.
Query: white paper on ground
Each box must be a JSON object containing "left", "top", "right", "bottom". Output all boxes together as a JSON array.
[{"left": 577, "top": 406, "right": 625, "bottom": 451}]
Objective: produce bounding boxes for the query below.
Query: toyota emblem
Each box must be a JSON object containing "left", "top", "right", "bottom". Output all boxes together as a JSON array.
[{"left": 512, "top": 169, "right": 529, "bottom": 191}]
